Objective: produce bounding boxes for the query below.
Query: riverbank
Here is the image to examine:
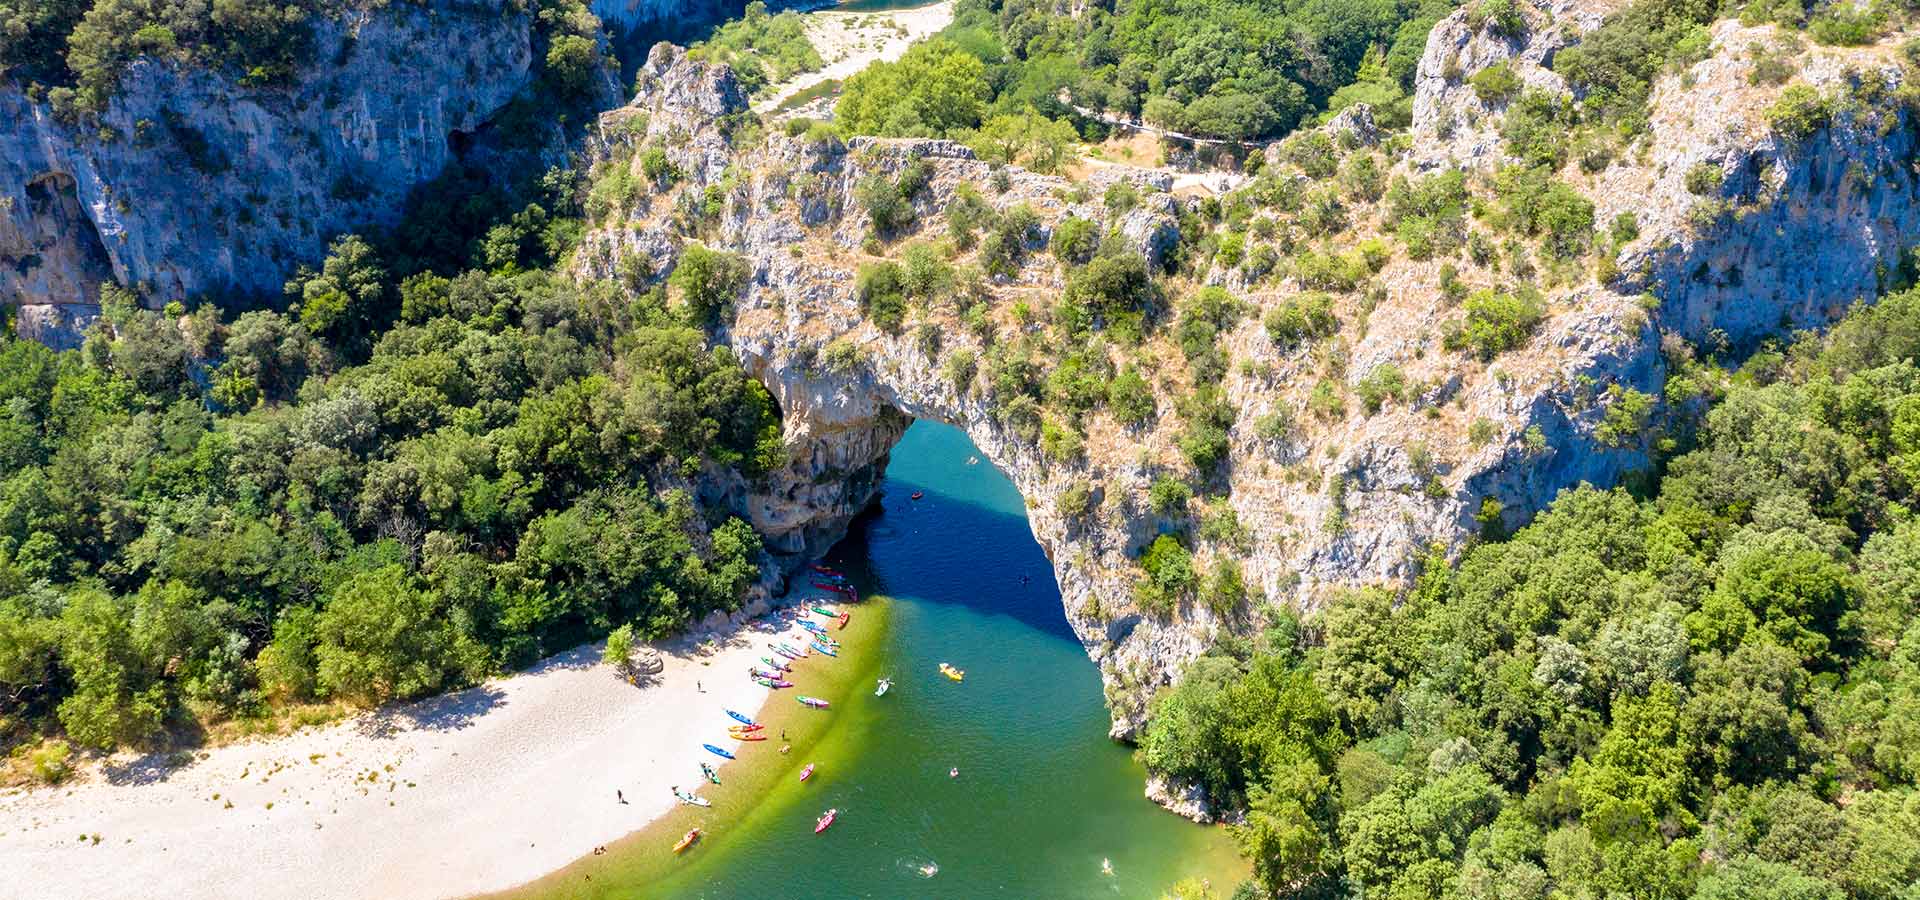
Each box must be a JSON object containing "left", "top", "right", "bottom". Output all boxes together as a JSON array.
[
  {"left": 752, "top": 0, "right": 956, "bottom": 113},
  {"left": 490, "top": 597, "right": 891, "bottom": 899},
  {"left": 0, "top": 612, "right": 824, "bottom": 900}
]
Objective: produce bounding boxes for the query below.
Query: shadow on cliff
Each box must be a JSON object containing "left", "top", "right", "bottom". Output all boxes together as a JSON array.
[{"left": 824, "top": 477, "right": 1080, "bottom": 643}]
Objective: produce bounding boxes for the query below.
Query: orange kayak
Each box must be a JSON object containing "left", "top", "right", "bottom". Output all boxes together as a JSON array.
[
  {"left": 731, "top": 732, "right": 767, "bottom": 741},
  {"left": 674, "top": 828, "right": 701, "bottom": 853}
]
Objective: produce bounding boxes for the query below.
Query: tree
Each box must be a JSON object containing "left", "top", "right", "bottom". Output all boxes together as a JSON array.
[
  {"left": 670, "top": 244, "right": 749, "bottom": 324},
  {"left": 315, "top": 565, "right": 465, "bottom": 705}
]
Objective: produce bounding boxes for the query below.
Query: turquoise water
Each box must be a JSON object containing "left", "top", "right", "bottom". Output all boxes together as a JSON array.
[{"left": 648, "top": 422, "right": 1241, "bottom": 898}]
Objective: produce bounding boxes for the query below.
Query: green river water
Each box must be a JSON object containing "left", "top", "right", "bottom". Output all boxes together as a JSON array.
[{"left": 642, "top": 421, "right": 1241, "bottom": 898}]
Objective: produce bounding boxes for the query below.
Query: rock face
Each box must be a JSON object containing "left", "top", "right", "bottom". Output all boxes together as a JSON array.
[
  {"left": 581, "top": 7, "right": 1920, "bottom": 741},
  {"left": 0, "top": 0, "right": 626, "bottom": 346}
]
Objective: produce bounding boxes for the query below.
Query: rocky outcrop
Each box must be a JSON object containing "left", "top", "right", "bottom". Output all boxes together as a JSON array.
[
  {"left": 0, "top": 0, "right": 626, "bottom": 345},
  {"left": 575, "top": 14, "right": 1920, "bottom": 737}
]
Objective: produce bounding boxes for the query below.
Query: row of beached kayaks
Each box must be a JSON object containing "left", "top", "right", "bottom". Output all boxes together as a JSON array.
[{"left": 675, "top": 562, "right": 939, "bottom": 852}]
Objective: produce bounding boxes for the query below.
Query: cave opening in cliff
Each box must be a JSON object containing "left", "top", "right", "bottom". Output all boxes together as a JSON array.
[{"left": 15, "top": 172, "right": 115, "bottom": 306}]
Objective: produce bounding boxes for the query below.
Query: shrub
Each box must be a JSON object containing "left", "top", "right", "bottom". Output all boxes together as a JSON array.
[
  {"left": 1470, "top": 62, "right": 1522, "bottom": 105},
  {"left": 856, "top": 261, "right": 909, "bottom": 332},
  {"left": 1140, "top": 534, "right": 1196, "bottom": 598},
  {"left": 856, "top": 175, "right": 913, "bottom": 235},
  {"left": 1040, "top": 420, "right": 1084, "bottom": 461},
  {"left": 1150, "top": 477, "right": 1194, "bottom": 515},
  {"left": 943, "top": 348, "right": 978, "bottom": 391},
  {"left": 1057, "top": 480, "right": 1094, "bottom": 519},
  {"left": 640, "top": 146, "right": 679, "bottom": 185},
  {"left": 1765, "top": 85, "right": 1829, "bottom": 141},
  {"left": 1109, "top": 366, "right": 1156, "bottom": 426},
  {"left": 670, "top": 244, "right": 748, "bottom": 323},
  {"left": 1446, "top": 288, "right": 1547, "bottom": 359},
  {"left": 1052, "top": 216, "right": 1099, "bottom": 265},
  {"left": 1684, "top": 161, "right": 1723, "bottom": 196},
  {"left": 820, "top": 337, "right": 864, "bottom": 374},
  {"left": 1066, "top": 253, "right": 1156, "bottom": 319},
  {"left": 1264, "top": 293, "right": 1338, "bottom": 349},
  {"left": 1356, "top": 363, "right": 1407, "bottom": 413}
]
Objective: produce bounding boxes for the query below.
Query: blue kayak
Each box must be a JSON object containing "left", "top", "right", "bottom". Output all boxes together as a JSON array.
[
  {"left": 799, "top": 620, "right": 827, "bottom": 634},
  {"left": 725, "top": 709, "right": 755, "bottom": 726},
  {"left": 811, "top": 640, "right": 838, "bottom": 657},
  {"left": 704, "top": 744, "right": 736, "bottom": 760}
]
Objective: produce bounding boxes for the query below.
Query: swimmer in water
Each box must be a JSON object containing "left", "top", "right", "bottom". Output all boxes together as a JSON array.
[
  {"left": 919, "top": 862, "right": 939, "bottom": 878},
  {"left": 949, "top": 767, "right": 959, "bottom": 778},
  {"left": 1101, "top": 858, "right": 1114, "bottom": 876}
]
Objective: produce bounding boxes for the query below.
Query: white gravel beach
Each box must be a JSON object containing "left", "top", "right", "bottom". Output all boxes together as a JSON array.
[
  {"left": 753, "top": 0, "right": 957, "bottom": 113},
  {"left": 0, "top": 613, "right": 810, "bottom": 900}
]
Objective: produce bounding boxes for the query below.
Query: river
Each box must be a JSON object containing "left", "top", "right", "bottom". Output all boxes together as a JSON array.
[{"left": 630, "top": 422, "right": 1240, "bottom": 898}]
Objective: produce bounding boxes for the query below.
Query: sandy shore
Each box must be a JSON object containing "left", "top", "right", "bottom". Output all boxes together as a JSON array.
[
  {"left": 753, "top": 0, "right": 957, "bottom": 113},
  {"left": 0, "top": 612, "right": 824, "bottom": 900}
]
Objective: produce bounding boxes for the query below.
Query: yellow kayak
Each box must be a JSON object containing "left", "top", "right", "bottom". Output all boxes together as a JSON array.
[
  {"left": 938, "top": 662, "right": 965, "bottom": 682},
  {"left": 674, "top": 828, "right": 701, "bottom": 853}
]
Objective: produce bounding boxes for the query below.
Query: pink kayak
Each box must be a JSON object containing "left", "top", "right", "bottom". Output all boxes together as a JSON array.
[
  {"left": 800, "top": 763, "right": 815, "bottom": 782},
  {"left": 815, "top": 808, "right": 837, "bottom": 833}
]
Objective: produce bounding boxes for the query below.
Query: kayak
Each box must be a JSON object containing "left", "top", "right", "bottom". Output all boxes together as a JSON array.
[
  {"left": 799, "top": 620, "right": 826, "bottom": 634},
  {"left": 813, "top": 581, "right": 853, "bottom": 593},
  {"left": 938, "top": 663, "right": 965, "bottom": 682},
  {"left": 751, "top": 667, "right": 784, "bottom": 679},
  {"left": 838, "top": 612, "right": 850, "bottom": 630},
  {"left": 704, "top": 744, "right": 736, "bottom": 759},
  {"left": 674, "top": 828, "right": 701, "bottom": 853},
  {"left": 731, "top": 732, "right": 768, "bottom": 741},
  {"left": 774, "top": 643, "right": 807, "bottom": 659},
  {"left": 760, "top": 656, "right": 790, "bottom": 672},
  {"left": 753, "top": 676, "right": 791, "bottom": 689},
  {"left": 729, "top": 722, "right": 764, "bottom": 733},
  {"left": 911, "top": 491, "right": 924, "bottom": 500},
  {"left": 800, "top": 763, "right": 815, "bottom": 781},
  {"left": 811, "top": 640, "right": 838, "bottom": 657},
  {"left": 674, "top": 787, "right": 711, "bottom": 807},
  {"left": 701, "top": 763, "right": 721, "bottom": 784},
  {"left": 809, "top": 564, "right": 841, "bottom": 577},
  {"left": 815, "top": 808, "right": 838, "bottom": 834},
  {"left": 725, "top": 710, "right": 755, "bottom": 727},
  {"left": 875, "top": 677, "right": 892, "bottom": 697},
  {"left": 798, "top": 696, "right": 829, "bottom": 708}
]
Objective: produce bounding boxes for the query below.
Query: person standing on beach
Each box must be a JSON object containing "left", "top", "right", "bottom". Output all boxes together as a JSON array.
[{"left": 617, "top": 789, "right": 625, "bottom": 804}]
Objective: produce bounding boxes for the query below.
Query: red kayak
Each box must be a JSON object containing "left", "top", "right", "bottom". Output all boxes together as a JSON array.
[
  {"left": 813, "top": 581, "right": 854, "bottom": 594},
  {"left": 815, "top": 808, "right": 837, "bottom": 834},
  {"left": 839, "top": 612, "right": 851, "bottom": 630},
  {"left": 809, "top": 564, "right": 841, "bottom": 577}
]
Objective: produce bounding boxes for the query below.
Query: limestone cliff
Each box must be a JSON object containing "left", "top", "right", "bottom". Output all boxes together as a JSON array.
[
  {"left": 0, "top": 0, "right": 622, "bottom": 348},
  {"left": 580, "top": 15, "right": 1920, "bottom": 745}
]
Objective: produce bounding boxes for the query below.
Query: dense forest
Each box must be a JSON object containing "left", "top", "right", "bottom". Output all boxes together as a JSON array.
[
  {"left": 0, "top": 89, "right": 783, "bottom": 763},
  {"left": 831, "top": 0, "right": 1453, "bottom": 152},
  {"left": 1141, "top": 290, "right": 1920, "bottom": 898}
]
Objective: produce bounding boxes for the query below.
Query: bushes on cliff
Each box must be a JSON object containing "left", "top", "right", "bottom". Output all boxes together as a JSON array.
[{"left": 1142, "top": 290, "right": 1920, "bottom": 899}]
